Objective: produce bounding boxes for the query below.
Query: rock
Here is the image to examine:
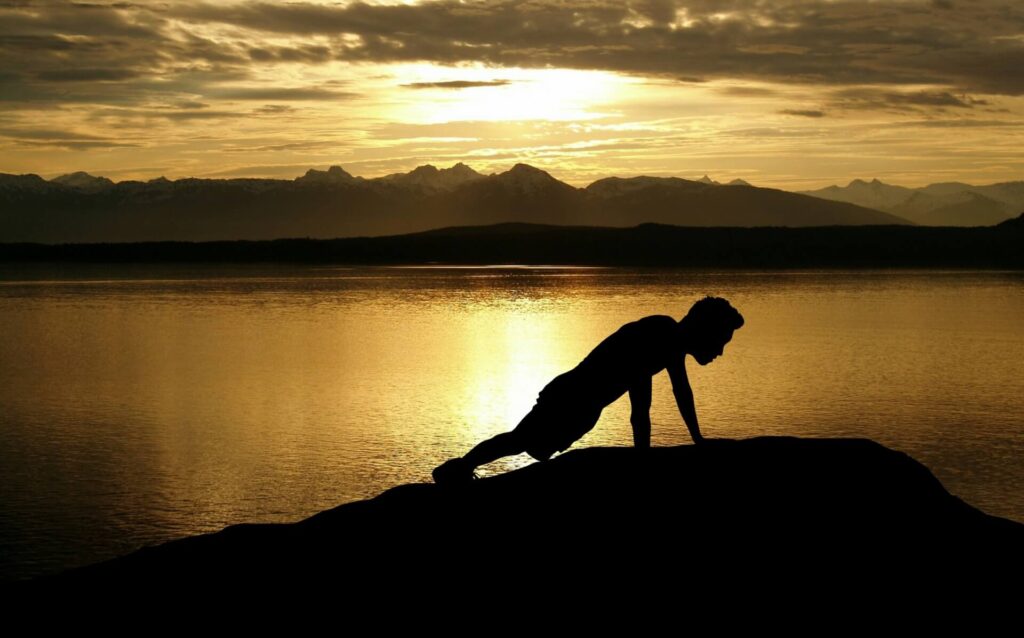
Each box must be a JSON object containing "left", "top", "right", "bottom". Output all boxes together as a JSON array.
[{"left": 45, "top": 437, "right": 1022, "bottom": 592}]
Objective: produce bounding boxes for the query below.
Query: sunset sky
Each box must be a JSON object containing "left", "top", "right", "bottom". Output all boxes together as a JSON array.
[{"left": 1, "top": 0, "right": 1022, "bottom": 189}]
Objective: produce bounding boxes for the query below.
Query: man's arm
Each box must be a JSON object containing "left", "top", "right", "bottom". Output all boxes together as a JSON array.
[
  {"left": 667, "top": 359, "right": 704, "bottom": 444},
  {"left": 628, "top": 376, "right": 652, "bottom": 449}
]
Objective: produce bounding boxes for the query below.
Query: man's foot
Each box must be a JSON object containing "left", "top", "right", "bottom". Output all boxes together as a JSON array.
[{"left": 432, "top": 457, "right": 476, "bottom": 485}]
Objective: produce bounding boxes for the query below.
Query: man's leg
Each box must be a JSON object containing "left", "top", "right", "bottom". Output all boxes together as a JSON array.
[
  {"left": 432, "top": 431, "right": 527, "bottom": 485},
  {"left": 463, "top": 432, "right": 527, "bottom": 468},
  {"left": 432, "top": 404, "right": 553, "bottom": 486}
]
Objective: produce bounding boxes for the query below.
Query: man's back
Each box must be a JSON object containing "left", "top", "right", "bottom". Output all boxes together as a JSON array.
[{"left": 557, "top": 315, "right": 683, "bottom": 408}]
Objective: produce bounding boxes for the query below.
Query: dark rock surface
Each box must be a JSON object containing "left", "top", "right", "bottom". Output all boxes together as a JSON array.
[{"left": 47, "top": 437, "right": 1022, "bottom": 590}]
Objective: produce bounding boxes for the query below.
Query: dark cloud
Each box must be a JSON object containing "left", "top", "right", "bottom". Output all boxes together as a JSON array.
[
  {"left": 717, "top": 86, "right": 780, "bottom": 97},
  {"left": 0, "top": 66, "right": 254, "bottom": 106},
  {"left": 248, "top": 44, "right": 332, "bottom": 63},
  {"left": 200, "top": 163, "right": 319, "bottom": 178},
  {"left": 207, "top": 87, "right": 355, "bottom": 101},
  {"left": 631, "top": 0, "right": 678, "bottom": 26},
  {"left": 896, "top": 92, "right": 975, "bottom": 107},
  {"left": 371, "top": 120, "right": 545, "bottom": 140},
  {"left": 88, "top": 107, "right": 242, "bottom": 122},
  {"left": 0, "top": 127, "right": 110, "bottom": 141},
  {"left": 168, "top": 0, "right": 1024, "bottom": 95},
  {"left": 0, "top": 4, "right": 250, "bottom": 106},
  {"left": 224, "top": 140, "right": 340, "bottom": 152},
  {"left": 726, "top": 126, "right": 823, "bottom": 139},
  {"left": 0, "top": 3, "right": 163, "bottom": 39},
  {"left": 904, "top": 119, "right": 1023, "bottom": 128},
  {"left": 175, "top": 100, "right": 209, "bottom": 110},
  {"left": 13, "top": 139, "right": 139, "bottom": 149},
  {"left": 0, "top": 126, "right": 138, "bottom": 149},
  {"left": 156, "top": 109, "right": 241, "bottom": 121},
  {"left": 1, "top": 0, "right": 1022, "bottom": 118},
  {"left": 779, "top": 109, "right": 826, "bottom": 118},
  {"left": 101, "top": 166, "right": 171, "bottom": 178},
  {"left": 831, "top": 89, "right": 988, "bottom": 111},
  {"left": 253, "top": 104, "right": 296, "bottom": 114},
  {"left": 36, "top": 68, "right": 140, "bottom": 82},
  {"left": 402, "top": 80, "right": 513, "bottom": 89},
  {"left": 0, "top": 34, "right": 71, "bottom": 53}
]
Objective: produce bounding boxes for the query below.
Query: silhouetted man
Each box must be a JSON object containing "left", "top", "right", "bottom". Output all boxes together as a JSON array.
[{"left": 432, "top": 296, "right": 744, "bottom": 484}]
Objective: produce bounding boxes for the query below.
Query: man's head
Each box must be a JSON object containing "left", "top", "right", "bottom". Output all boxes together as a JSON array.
[{"left": 679, "top": 296, "right": 744, "bottom": 365}]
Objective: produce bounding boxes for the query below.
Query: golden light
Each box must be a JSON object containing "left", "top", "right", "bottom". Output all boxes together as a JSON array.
[
  {"left": 455, "top": 304, "right": 573, "bottom": 443},
  {"left": 388, "top": 65, "right": 633, "bottom": 123}
]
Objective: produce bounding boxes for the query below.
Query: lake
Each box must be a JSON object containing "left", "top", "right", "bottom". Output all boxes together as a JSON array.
[{"left": 1, "top": 264, "right": 1022, "bottom": 580}]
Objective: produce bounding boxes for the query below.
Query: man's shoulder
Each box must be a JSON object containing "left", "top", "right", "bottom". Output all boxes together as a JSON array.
[
  {"left": 630, "top": 315, "right": 679, "bottom": 330},
  {"left": 611, "top": 315, "right": 680, "bottom": 341}
]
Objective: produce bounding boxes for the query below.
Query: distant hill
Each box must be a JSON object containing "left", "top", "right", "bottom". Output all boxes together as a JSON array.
[
  {"left": 0, "top": 164, "right": 908, "bottom": 243},
  {"left": 5, "top": 218, "right": 1020, "bottom": 269},
  {"left": 998, "top": 212, "right": 1024, "bottom": 229},
  {"left": 50, "top": 171, "right": 115, "bottom": 192},
  {"left": 802, "top": 178, "right": 1024, "bottom": 226},
  {"left": 583, "top": 176, "right": 904, "bottom": 227}
]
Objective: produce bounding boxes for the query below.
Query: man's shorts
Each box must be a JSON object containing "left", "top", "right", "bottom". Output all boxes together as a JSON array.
[{"left": 513, "top": 372, "right": 604, "bottom": 461}]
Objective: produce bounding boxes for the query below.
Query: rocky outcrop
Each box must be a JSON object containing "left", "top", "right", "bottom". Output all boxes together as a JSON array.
[{"left": 49, "top": 437, "right": 1022, "bottom": 589}]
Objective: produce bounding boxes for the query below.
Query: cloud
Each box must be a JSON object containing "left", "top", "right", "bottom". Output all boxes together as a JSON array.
[
  {"left": 725, "top": 126, "right": 824, "bottom": 139},
  {"left": 0, "top": 126, "right": 139, "bottom": 149},
  {"left": 830, "top": 89, "right": 988, "bottom": 112},
  {"left": 12, "top": 139, "right": 139, "bottom": 149},
  {"left": 88, "top": 107, "right": 243, "bottom": 122},
  {"left": 175, "top": 100, "right": 209, "bottom": 110},
  {"left": 402, "top": 80, "right": 513, "bottom": 89},
  {"left": 253, "top": 104, "right": 295, "bottom": 114},
  {"left": 3, "top": 0, "right": 1023, "bottom": 115},
  {"left": 715, "top": 85, "right": 780, "bottom": 97},
  {"left": 207, "top": 87, "right": 355, "bottom": 101},
  {"left": 100, "top": 166, "right": 172, "bottom": 178},
  {"left": 0, "top": 4, "right": 254, "bottom": 107},
  {"left": 1, "top": 1, "right": 1022, "bottom": 188},
  {"left": 199, "top": 163, "right": 322, "bottom": 178},
  {"left": 166, "top": 0, "right": 1024, "bottom": 95},
  {"left": 156, "top": 109, "right": 241, "bottom": 121},
  {"left": 779, "top": 109, "right": 826, "bottom": 118},
  {"left": 35, "top": 68, "right": 141, "bottom": 82},
  {"left": 371, "top": 120, "right": 554, "bottom": 140},
  {"left": 902, "top": 119, "right": 1024, "bottom": 128},
  {"left": 0, "top": 127, "right": 111, "bottom": 141},
  {"left": 223, "top": 140, "right": 341, "bottom": 153},
  {"left": 248, "top": 44, "right": 333, "bottom": 63}
]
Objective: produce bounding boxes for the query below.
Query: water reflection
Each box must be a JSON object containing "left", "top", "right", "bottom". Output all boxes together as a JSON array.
[{"left": 1, "top": 265, "right": 1022, "bottom": 579}]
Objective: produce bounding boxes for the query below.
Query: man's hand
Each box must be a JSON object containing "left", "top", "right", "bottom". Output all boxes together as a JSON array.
[
  {"left": 629, "top": 377, "right": 652, "bottom": 449},
  {"left": 668, "top": 359, "right": 704, "bottom": 443}
]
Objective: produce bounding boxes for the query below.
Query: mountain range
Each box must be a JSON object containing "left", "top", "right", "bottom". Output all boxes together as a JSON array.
[
  {"left": 5, "top": 164, "right": 1022, "bottom": 243},
  {"left": 801, "top": 178, "right": 1024, "bottom": 226},
  {"left": 0, "top": 163, "right": 912, "bottom": 243}
]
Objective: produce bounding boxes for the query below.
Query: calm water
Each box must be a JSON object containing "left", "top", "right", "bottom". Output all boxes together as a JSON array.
[{"left": 1, "top": 264, "right": 1023, "bottom": 580}]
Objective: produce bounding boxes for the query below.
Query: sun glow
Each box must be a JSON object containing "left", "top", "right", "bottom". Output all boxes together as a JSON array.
[
  {"left": 450, "top": 296, "right": 592, "bottom": 453},
  {"left": 389, "top": 65, "right": 632, "bottom": 123}
]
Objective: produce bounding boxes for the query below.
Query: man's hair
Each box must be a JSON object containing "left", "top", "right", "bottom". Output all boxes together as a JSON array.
[{"left": 681, "top": 296, "right": 744, "bottom": 334}]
